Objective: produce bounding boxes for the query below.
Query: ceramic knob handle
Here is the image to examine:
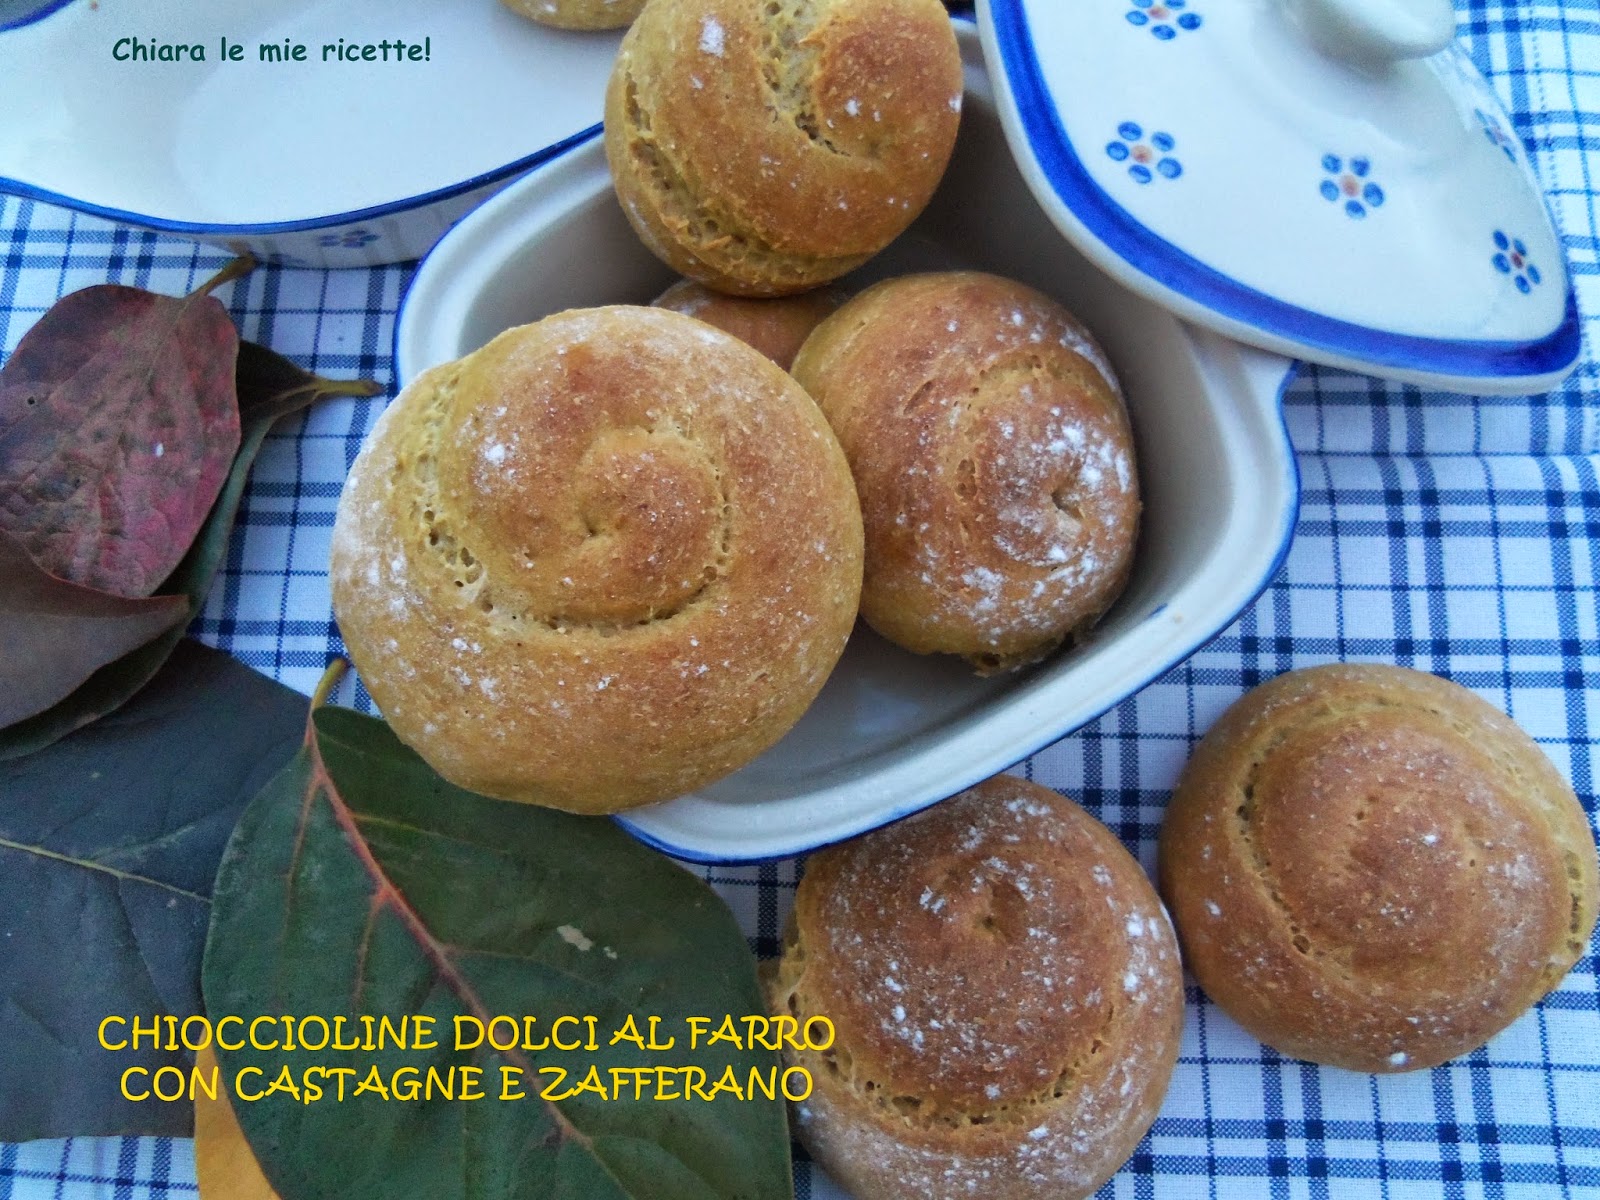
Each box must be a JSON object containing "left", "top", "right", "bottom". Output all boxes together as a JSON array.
[{"left": 1289, "top": 0, "right": 1456, "bottom": 64}]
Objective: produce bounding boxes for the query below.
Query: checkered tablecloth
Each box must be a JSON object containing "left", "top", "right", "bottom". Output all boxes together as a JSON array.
[{"left": 3, "top": 2, "right": 1598, "bottom": 1197}]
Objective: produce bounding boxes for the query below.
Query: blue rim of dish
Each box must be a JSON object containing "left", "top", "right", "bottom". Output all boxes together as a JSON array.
[
  {"left": 987, "top": 0, "right": 1581, "bottom": 383},
  {"left": 0, "top": 0, "right": 73, "bottom": 33},
  {"left": 0, "top": 120, "right": 604, "bottom": 238},
  {"left": 390, "top": 123, "right": 608, "bottom": 377},
  {"left": 617, "top": 362, "right": 1305, "bottom": 865}
]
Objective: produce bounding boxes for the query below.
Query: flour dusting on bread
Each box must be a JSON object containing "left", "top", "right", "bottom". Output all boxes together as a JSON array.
[
  {"left": 1160, "top": 664, "right": 1600, "bottom": 1073},
  {"left": 772, "top": 777, "right": 1182, "bottom": 1200},
  {"left": 329, "top": 307, "right": 863, "bottom": 814},
  {"left": 792, "top": 271, "right": 1140, "bottom": 673}
]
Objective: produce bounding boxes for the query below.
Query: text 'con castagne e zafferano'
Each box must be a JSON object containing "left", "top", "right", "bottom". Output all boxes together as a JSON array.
[{"left": 101, "top": 1012, "right": 832, "bottom": 1105}]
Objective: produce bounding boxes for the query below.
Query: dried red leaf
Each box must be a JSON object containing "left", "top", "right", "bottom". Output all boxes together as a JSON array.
[
  {"left": 0, "top": 340, "right": 379, "bottom": 759},
  {"left": 0, "top": 529, "right": 188, "bottom": 728},
  {"left": 0, "top": 284, "right": 241, "bottom": 597}
]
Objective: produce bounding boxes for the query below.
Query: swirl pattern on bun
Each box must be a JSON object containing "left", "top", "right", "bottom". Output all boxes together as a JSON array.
[
  {"left": 792, "top": 271, "right": 1139, "bottom": 673},
  {"left": 605, "top": 0, "right": 963, "bottom": 295},
  {"left": 772, "top": 777, "right": 1183, "bottom": 1200},
  {"left": 1160, "top": 663, "right": 1600, "bottom": 1072},
  {"left": 330, "top": 306, "right": 863, "bottom": 814}
]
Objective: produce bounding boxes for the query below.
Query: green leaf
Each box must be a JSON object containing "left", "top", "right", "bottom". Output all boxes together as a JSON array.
[
  {"left": 0, "top": 640, "right": 308, "bottom": 1140},
  {"left": 0, "top": 344, "right": 379, "bottom": 759},
  {"left": 203, "top": 700, "right": 794, "bottom": 1200}
]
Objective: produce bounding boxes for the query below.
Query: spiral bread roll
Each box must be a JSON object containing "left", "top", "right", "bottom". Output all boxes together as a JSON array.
[
  {"left": 772, "top": 777, "right": 1183, "bottom": 1200},
  {"left": 792, "top": 272, "right": 1139, "bottom": 673},
  {"left": 1159, "top": 664, "right": 1600, "bottom": 1072},
  {"left": 605, "top": 0, "right": 963, "bottom": 296},
  {"left": 499, "top": 0, "right": 643, "bottom": 30},
  {"left": 329, "top": 307, "right": 863, "bottom": 815},
  {"left": 651, "top": 278, "right": 844, "bottom": 371}
]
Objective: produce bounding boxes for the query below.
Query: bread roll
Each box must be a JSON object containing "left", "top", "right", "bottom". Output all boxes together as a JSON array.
[
  {"left": 772, "top": 776, "right": 1183, "bottom": 1200},
  {"left": 500, "top": 0, "right": 643, "bottom": 30},
  {"left": 792, "top": 271, "right": 1139, "bottom": 673},
  {"left": 605, "top": 0, "right": 963, "bottom": 296},
  {"left": 329, "top": 307, "right": 864, "bottom": 814},
  {"left": 1160, "top": 663, "right": 1600, "bottom": 1072},
  {"left": 651, "top": 278, "right": 844, "bottom": 370}
]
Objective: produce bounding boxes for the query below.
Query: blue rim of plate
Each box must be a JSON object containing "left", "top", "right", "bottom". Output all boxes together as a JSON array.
[
  {"left": 986, "top": 0, "right": 1581, "bottom": 384},
  {"left": 0, "top": 0, "right": 73, "bottom": 33},
  {"left": 617, "top": 361, "right": 1305, "bottom": 865},
  {"left": 389, "top": 125, "right": 606, "bottom": 380},
  {"left": 0, "top": 121, "right": 603, "bottom": 239}
]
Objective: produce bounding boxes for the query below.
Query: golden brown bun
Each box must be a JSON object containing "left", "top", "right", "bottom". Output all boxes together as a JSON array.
[
  {"left": 500, "top": 0, "right": 643, "bottom": 30},
  {"left": 773, "top": 777, "right": 1183, "bottom": 1200},
  {"left": 1159, "top": 663, "right": 1600, "bottom": 1072},
  {"left": 791, "top": 271, "right": 1139, "bottom": 673},
  {"left": 329, "top": 307, "right": 864, "bottom": 814},
  {"left": 604, "top": 0, "right": 962, "bottom": 296},
  {"left": 651, "top": 278, "right": 844, "bottom": 371}
]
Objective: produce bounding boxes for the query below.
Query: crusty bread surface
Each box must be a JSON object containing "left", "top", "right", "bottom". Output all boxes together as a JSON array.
[
  {"left": 1159, "top": 663, "right": 1600, "bottom": 1072},
  {"left": 651, "top": 278, "right": 844, "bottom": 370},
  {"left": 791, "top": 271, "right": 1139, "bottom": 673},
  {"left": 605, "top": 0, "right": 963, "bottom": 295},
  {"left": 772, "top": 776, "right": 1183, "bottom": 1200},
  {"left": 500, "top": 0, "right": 643, "bottom": 30},
  {"left": 329, "top": 306, "right": 863, "bottom": 814}
]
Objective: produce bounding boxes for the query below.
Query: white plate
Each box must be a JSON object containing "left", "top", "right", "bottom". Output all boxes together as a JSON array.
[
  {"left": 394, "top": 27, "right": 1301, "bottom": 862},
  {"left": 0, "top": 0, "right": 621, "bottom": 266}
]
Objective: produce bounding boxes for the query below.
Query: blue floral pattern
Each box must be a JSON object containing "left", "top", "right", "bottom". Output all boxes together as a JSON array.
[
  {"left": 1125, "top": 0, "right": 1201, "bottom": 38},
  {"left": 1492, "top": 230, "right": 1542, "bottom": 293},
  {"left": 1106, "top": 123, "right": 1183, "bottom": 184},
  {"left": 318, "top": 228, "right": 380, "bottom": 249},
  {"left": 1320, "top": 154, "right": 1384, "bottom": 219}
]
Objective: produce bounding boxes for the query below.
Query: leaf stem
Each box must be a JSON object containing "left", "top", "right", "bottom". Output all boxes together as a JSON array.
[
  {"left": 302, "top": 377, "right": 384, "bottom": 406},
  {"left": 315, "top": 377, "right": 384, "bottom": 400},
  {"left": 311, "top": 659, "right": 348, "bottom": 711},
  {"left": 192, "top": 255, "right": 257, "bottom": 298}
]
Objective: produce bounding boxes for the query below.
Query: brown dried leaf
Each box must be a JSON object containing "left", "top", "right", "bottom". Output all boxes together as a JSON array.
[
  {"left": 0, "top": 529, "right": 188, "bottom": 728},
  {"left": 0, "top": 341, "right": 377, "bottom": 758},
  {"left": 0, "top": 283, "right": 241, "bottom": 596}
]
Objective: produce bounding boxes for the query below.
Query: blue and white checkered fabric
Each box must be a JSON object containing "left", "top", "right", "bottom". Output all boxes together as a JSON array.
[{"left": 2, "top": 1, "right": 1597, "bottom": 1196}]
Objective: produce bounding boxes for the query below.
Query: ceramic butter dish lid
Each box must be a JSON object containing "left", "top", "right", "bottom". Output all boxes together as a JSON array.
[{"left": 978, "top": 0, "right": 1580, "bottom": 394}]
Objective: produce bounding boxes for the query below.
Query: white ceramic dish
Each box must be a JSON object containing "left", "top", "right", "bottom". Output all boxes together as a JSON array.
[
  {"left": 394, "top": 28, "right": 1301, "bottom": 863},
  {"left": 0, "top": 0, "right": 621, "bottom": 266}
]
